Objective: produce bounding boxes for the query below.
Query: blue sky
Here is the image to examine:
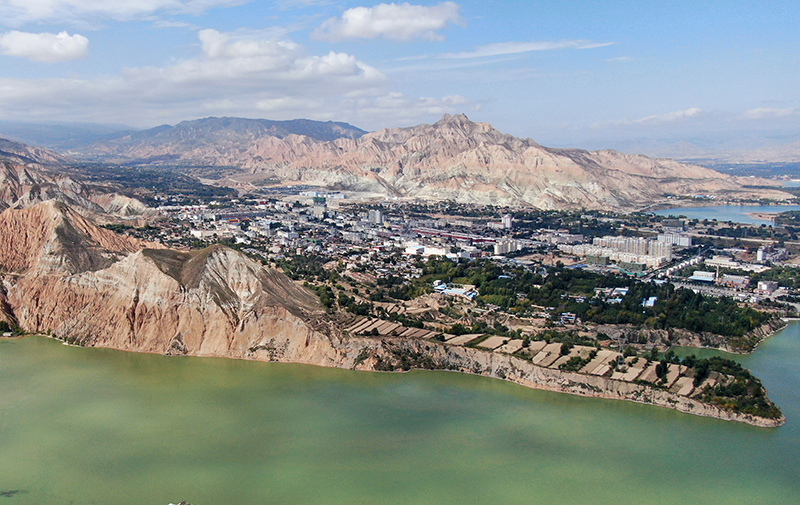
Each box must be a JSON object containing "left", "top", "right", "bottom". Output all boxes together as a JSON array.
[{"left": 0, "top": 0, "right": 798, "bottom": 148}]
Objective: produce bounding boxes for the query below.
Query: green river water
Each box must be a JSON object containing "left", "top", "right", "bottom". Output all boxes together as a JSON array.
[{"left": 2, "top": 323, "right": 800, "bottom": 505}]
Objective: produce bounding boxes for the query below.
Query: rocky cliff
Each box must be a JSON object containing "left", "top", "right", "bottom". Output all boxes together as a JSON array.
[
  {"left": 0, "top": 202, "right": 343, "bottom": 366},
  {"left": 10, "top": 247, "right": 345, "bottom": 365},
  {"left": 0, "top": 200, "right": 150, "bottom": 275}
]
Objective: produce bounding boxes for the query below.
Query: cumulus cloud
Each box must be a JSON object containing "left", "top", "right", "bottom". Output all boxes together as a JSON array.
[
  {"left": 442, "top": 39, "right": 614, "bottom": 59},
  {"left": 0, "top": 0, "right": 244, "bottom": 25},
  {"left": 0, "top": 28, "right": 463, "bottom": 129},
  {"left": 161, "top": 28, "right": 386, "bottom": 86},
  {"left": 313, "top": 2, "right": 463, "bottom": 42},
  {"left": 0, "top": 30, "right": 88, "bottom": 62},
  {"left": 743, "top": 107, "right": 798, "bottom": 119}
]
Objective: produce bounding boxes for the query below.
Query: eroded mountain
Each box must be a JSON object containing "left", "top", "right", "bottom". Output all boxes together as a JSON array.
[
  {"left": 76, "top": 114, "right": 791, "bottom": 210},
  {"left": 0, "top": 137, "right": 149, "bottom": 217},
  {"left": 81, "top": 116, "right": 367, "bottom": 165}
]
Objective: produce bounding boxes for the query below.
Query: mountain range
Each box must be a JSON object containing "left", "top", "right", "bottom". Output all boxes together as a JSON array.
[
  {"left": 75, "top": 116, "right": 366, "bottom": 163},
  {"left": 75, "top": 113, "right": 792, "bottom": 210},
  {"left": 1, "top": 114, "right": 793, "bottom": 211},
  {"left": 0, "top": 120, "right": 130, "bottom": 152},
  {"left": 0, "top": 137, "right": 149, "bottom": 217}
]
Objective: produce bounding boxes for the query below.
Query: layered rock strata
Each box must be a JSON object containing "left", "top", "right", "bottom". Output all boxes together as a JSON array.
[{"left": 0, "top": 202, "right": 339, "bottom": 365}]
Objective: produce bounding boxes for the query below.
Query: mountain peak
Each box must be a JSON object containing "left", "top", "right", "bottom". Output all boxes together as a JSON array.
[
  {"left": 140, "top": 245, "right": 321, "bottom": 317},
  {"left": 0, "top": 136, "right": 73, "bottom": 166},
  {"left": 436, "top": 113, "right": 472, "bottom": 126},
  {"left": 0, "top": 201, "right": 149, "bottom": 275}
]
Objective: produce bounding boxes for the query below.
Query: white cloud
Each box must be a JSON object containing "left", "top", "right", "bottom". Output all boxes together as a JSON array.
[
  {"left": 0, "top": 0, "right": 245, "bottom": 25},
  {"left": 604, "top": 56, "right": 634, "bottom": 63},
  {"left": 442, "top": 39, "right": 614, "bottom": 59},
  {"left": 591, "top": 108, "right": 704, "bottom": 129},
  {"left": 0, "top": 28, "right": 463, "bottom": 129},
  {"left": 197, "top": 28, "right": 301, "bottom": 61},
  {"left": 341, "top": 92, "right": 471, "bottom": 123},
  {"left": 743, "top": 107, "right": 798, "bottom": 119},
  {"left": 158, "top": 29, "right": 386, "bottom": 86},
  {"left": 313, "top": 2, "right": 463, "bottom": 42},
  {"left": 0, "top": 30, "right": 88, "bottom": 62},
  {"left": 630, "top": 108, "right": 703, "bottom": 125},
  {"left": 256, "top": 96, "right": 323, "bottom": 112},
  {"left": 151, "top": 19, "right": 199, "bottom": 30}
]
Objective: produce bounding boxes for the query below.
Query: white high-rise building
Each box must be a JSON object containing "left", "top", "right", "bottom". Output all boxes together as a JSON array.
[
  {"left": 494, "top": 240, "right": 521, "bottom": 256},
  {"left": 648, "top": 240, "right": 673, "bottom": 261},
  {"left": 368, "top": 209, "right": 383, "bottom": 224},
  {"left": 657, "top": 233, "right": 692, "bottom": 247}
]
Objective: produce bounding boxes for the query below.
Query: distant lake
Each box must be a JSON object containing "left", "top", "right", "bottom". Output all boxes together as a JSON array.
[
  {"left": 1, "top": 322, "right": 800, "bottom": 505},
  {"left": 653, "top": 204, "right": 800, "bottom": 225}
]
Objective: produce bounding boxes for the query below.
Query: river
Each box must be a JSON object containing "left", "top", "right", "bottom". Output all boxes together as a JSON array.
[
  {"left": 652, "top": 204, "right": 800, "bottom": 225},
  {"left": 2, "top": 323, "right": 799, "bottom": 505}
]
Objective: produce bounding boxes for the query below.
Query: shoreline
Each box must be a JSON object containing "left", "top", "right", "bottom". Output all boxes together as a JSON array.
[
  {"left": 14, "top": 329, "right": 785, "bottom": 429},
  {"left": 428, "top": 365, "right": 786, "bottom": 428},
  {"left": 631, "top": 317, "right": 788, "bottom": 356},
  {"left": 429, "top": 343, "right": 786, "bottom": 428},
  {"left": 711, "top": 317, "right": 789, "bottom": 355},
  {"left": 644, "top": 201, "right": 800, "bottom": 213},
  {"left": 745, "top": 211, "right": 778, "bottom": 221}
]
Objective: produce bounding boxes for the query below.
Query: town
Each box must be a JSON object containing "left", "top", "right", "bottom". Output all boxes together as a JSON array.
[{"left": 113, "top": 188, "right": 800, "bottom": 340}]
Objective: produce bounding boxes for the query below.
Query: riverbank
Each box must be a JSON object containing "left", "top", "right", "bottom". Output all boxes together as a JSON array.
[
  {"left": 746, "top": 212, "right": 778, "bottom": 222},
  {"left": 645, "top": 200, "right": 800, "bottom": 213},
  {"left": 350, "top": 338, "right": 786, "bottom": 428},
  {"left": 704, "top": 317, "right": 789, "bottom": 354},
  {"left": 650, "top": 202, "right": 800, "bottom": 224},
  {"left": 37, "top": 326, "right": 786, "bottom": 428}
]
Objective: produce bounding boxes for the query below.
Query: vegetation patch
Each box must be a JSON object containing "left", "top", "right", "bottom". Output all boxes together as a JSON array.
[{"left": 691, "top": 356, "right": 783, "bottom": 419}]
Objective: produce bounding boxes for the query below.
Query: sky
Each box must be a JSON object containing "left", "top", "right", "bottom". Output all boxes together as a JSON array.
[{"left": 0, "top": 0, "right": 798, "bottom": 149}]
